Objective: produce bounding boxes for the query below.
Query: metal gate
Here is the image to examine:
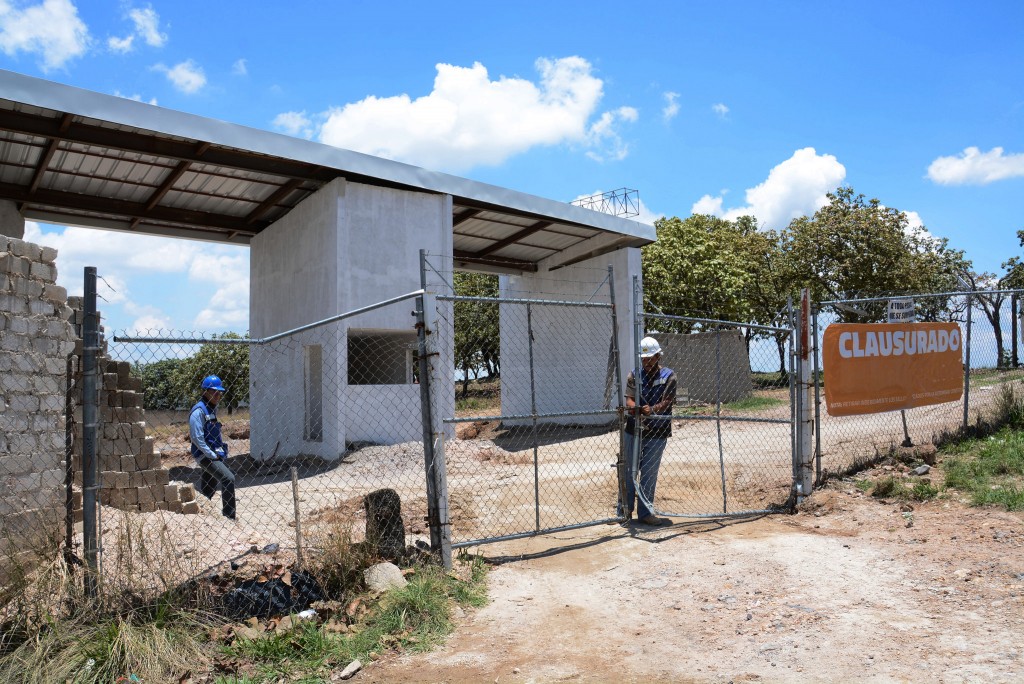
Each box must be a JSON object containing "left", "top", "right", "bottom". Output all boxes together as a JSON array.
[
  {"left": 635, "top": 282, "right": 798, "bottom": 517},
  {"left": 429, "top": 267, "right": 625, "bottom": 548}
]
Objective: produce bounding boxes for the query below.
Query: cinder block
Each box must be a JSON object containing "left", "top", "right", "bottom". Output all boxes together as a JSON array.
[
  {"left": 112, "top": 472, "right": 131, "bottom": 489},
  {"left": 107, "top": 391, "right": 120, "bottom": 407},
  {"left": 163, "top": 484, "right": 180, "bottom": 501},
  {"left": 181, "top": 501, "right": 199, "bottom": 514},
  {"left": 120, "top": 390, "right": 136, "bottom": 408},
  {"left": 116, "top": 361, "right": 130, "bottom": 381},
  {"left": 137, "top": 486, "right": 155, "bottom": 504},
  {"left": 102, "top": 373, "right": 118, "bottom": 390},
  {"left": 127, "top": 377, "right": 143, "bottom": 392},
  {"left": 129, "top": 471, "right": 145, "bottom": 487},
  {"left": 40, "top": 245, "right": 57, "bottom": 263},
  {"left": 43, "top": 283, "right": 66, "bottom": 305},
  {"left": 168, "top": 498, "right": 182, "bottom": 513},
  {"left": 29, "top": 260, "right": 56, "bottom": 282},
  {"left": 138, "top": 501, "right": 156, "bottom": 513},
  {"left": 28, "top": 299, "right": 54, "bottom": 316},
  {"left": 141, "top": 436, "right": 154, "bottom": 455},
  {"left": 131, "top": 422, "right": 145, "bottom": 440},
  {"left": 156, "top": 502, "right": 167, "bottom": 511},
  {"left": 120, "top": 455, "right": 137, "bottom": 472}
]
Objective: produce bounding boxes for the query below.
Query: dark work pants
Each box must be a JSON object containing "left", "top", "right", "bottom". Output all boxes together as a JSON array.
[{"left": 198, "top": 457, "right": 236, "bottom": 519}]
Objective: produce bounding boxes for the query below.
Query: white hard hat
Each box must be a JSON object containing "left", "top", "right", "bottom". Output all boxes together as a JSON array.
[{"left": 640, "top": 336, "right": 662, "bottom": 358}]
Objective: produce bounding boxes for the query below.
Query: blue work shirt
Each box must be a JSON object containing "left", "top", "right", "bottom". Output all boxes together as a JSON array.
[
  {"left": 189, "top": 399, "right": 227, "bottom": 461},
  {"left": 625, "top": 365, "right": 677, "bottom": 438}
]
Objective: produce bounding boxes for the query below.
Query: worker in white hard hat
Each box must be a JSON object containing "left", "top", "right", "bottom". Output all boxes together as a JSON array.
[{"left": 619, "top": 336, "right": 676, "bottom": 526}]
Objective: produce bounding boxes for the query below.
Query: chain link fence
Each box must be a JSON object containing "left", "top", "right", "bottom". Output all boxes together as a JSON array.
[
  {"left": 424, "top": 254, "right": 624, "bottom": 546},
  {"left": 81, "top": 291, "right": 438, "bottom": 598},
  {"left": 812, "top": 290, "right": 1024, "bottom": 479},
  {"left": 637, "top": 304, "right": 796, "bottom": 518}
]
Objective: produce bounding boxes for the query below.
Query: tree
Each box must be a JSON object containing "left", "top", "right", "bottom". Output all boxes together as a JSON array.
[
  {"left": 170, "top": 332, "right": 251, "bottom": 413},
  {"left": 961, "top": 270, "right": 1011, "bottom": 368},
  {"left": 641, "top": 215, "right": 753, "bottom": 326},
  {"left": 453, "top": 272, "right": 499, "bottom": 397},
  {"left": 785, "top": 187, "right": 969, "bottom": 322},
  {"left": 134, "top": 357, "right": 186, "bottom": 410}
]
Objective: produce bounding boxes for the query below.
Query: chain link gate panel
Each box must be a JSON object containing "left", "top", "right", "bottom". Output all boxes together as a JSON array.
[
  {"left": 91, "top": 290, "right": 441, "bottom": 597},
  {"left": 635, "top": 306, "right": 797, "bottom": 518},
  {"left": 427, "top": 262, "right": 625, "bottom": 547}
]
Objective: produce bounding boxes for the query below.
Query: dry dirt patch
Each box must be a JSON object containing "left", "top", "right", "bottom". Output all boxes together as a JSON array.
[{"left": 364, "top": 480, "right": 1024, "bottom": 683}]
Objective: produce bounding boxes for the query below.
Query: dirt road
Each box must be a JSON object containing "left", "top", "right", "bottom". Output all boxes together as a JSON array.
[{"left": 364, "top": 472, "right": 1024, "bottom": 683}]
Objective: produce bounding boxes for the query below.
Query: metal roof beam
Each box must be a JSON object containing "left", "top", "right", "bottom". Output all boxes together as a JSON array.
[
  {"left": 0, "top": 181, "right": 261, "bottom": 235},
  {"left": 0, "top": 108, "right": 333, "bottom": 182},
  {"left": 472, "top": 220, "right": 552, "bottom": 258},
  {"left": 452, "top": 208, "right": 482, "bottom": 227},
  {"left": 245, "top": 178, "right": 304, "bottom": 224},
  {"left": 453, "top": 249, "right": 538, "bottom": 272},
  {"left": 27, "top": 113, "right": 71, "bottom": 193}
]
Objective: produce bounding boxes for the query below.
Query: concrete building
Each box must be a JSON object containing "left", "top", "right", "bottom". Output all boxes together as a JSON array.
[{"left": 0, "top": 69, "right": 656, "bottom": 461}]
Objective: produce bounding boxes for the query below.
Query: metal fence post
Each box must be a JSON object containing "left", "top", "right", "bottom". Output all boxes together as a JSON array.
[
  {"left": 964, "top": 293, "right": 973, "bottom": 430},
  {"left": 81, "top": 266, "right": 100, "bottom": 597},
  {"left": 796, "top": 289, "right": 814, "bottom": 501},
  {"left": 526, "top": 303, "right": 541, "bottom": 532},
  {"left": 417, "top": 250, "right": 451, "bottom": 568},
  {"left": 715, "top": 329, "right": 728, "bottom": 513},
  {"left": 607, "top": 266, "right": 628, "bottom": 520},
  {"left": 811, "top": 305, "right": 822, "bottom": 485},
  {"left": 1012, "top": 293, "right": 1019, "bottom": 368}
]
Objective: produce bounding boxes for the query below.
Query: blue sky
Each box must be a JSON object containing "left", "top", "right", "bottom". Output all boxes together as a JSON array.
[{"left": 1, "top": 0, "right": 1022, "bottom": 334}]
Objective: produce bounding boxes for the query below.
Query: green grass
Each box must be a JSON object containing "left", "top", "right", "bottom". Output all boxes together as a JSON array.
[
  {"left": 943, "top": 428, "right": 1024, "bottom": 510},
  {"left": 867, "top": 475, "right": 939, "bottom": 502}
]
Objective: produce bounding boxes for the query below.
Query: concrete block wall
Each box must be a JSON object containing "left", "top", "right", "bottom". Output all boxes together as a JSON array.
[
  {"left": 657, "top": 329, "right": 753, "bottom": 403},
  {"left": 0, "top": 235, "right": 73, "bottom": 571},
  {"left": 64, "top": 300, "right": 199, "bottom": 516}
]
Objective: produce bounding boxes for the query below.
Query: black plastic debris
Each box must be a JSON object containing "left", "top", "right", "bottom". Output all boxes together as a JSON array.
[{"left": 223, "top": 570, "right": 325, "bottom": 619}]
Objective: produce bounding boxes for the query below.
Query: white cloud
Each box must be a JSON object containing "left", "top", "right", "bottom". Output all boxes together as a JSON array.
[
  {"left": 927, "top": 146, "right": 1024, "bottom": 185},
  {"left": 662, "top": 91, "right": 680, "bottom": 122},
  {"left": 301, "top": 56, "right": 633, "bottom": 171},
  {"left": 712, "top": 103, "right": 729, "bottom": 118},
  {"left": 232, "top": 58, "right": 247, "bottom": 76},
  {"left": 273, "top": 110, "right": 315, "bottom": 139},
  {"left": 108, "top": 34, "right": 133, "bottom": 53},
  {"left": 691, "top": 147, "right": 846, "bottom": 229},
  {"left": 23, "top": 221, "right": 249, "bottom": 333},
  {"left": 129, "top": 6, "right": 165, "bottom": 47},
  {"left": 0, "top": 0, "right": 89, "bottom": 71},
  {"left": 585, "top": 106, "right": 637, "bottom": 162},
  {"left": 189, "top": 253, "right": 249, "bottom": 329},
  {"left": 155, "top": 59, "right": 206, "bottom": 94}
]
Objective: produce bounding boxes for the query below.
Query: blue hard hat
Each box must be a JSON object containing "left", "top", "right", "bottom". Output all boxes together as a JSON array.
[{"left": 201, "top": 375, "right": 226, "bottom": 392}]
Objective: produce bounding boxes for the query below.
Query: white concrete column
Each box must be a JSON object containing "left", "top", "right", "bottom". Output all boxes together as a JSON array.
[{"left": 0, "top": 200, "right": 25, "bottom": 238}]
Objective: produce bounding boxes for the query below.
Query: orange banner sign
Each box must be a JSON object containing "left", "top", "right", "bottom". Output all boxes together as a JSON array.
[{"left": 823, "top": 322, "right": 963, "bottom": 416}]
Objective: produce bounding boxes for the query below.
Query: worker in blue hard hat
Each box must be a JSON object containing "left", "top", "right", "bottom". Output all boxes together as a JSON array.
[{"left": 189, "top": 374, "right": 236, "bottom": 520}]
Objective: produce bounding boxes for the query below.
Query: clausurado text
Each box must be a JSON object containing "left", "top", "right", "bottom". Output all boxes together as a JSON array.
[{"left": 837, "top": 327, "right": 961, "bottom": 359}]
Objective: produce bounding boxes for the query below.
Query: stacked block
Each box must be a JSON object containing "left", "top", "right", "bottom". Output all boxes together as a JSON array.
[
  {"left": 0, "top": 235, "right": 74, "bottom": 570},
  {"left": 66, "top": 306, "right": 199, "bottom": 515}
]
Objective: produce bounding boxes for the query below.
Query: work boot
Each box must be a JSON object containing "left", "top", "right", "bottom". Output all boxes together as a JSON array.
[{"left": 640, "top": 514, "right": 670, "bottom": 526}]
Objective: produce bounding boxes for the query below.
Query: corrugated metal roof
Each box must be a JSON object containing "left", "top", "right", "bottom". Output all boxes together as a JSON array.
[{"left": 0, "top": 69, "right": 655, "bottom": 272}]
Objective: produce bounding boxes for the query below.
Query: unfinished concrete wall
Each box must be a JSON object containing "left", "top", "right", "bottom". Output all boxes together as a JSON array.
[
  {"left": 657, "top": 329, "right": 752, "bottom": 403},
  {"left": 499, "top": 247, "right": 641, "bottom": 423},
  {"left": 0, "top": 235, "right": 72, "bottom": 580},
  {"left": 249, "top": 179, "right": 453, "bottom": 460}
]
